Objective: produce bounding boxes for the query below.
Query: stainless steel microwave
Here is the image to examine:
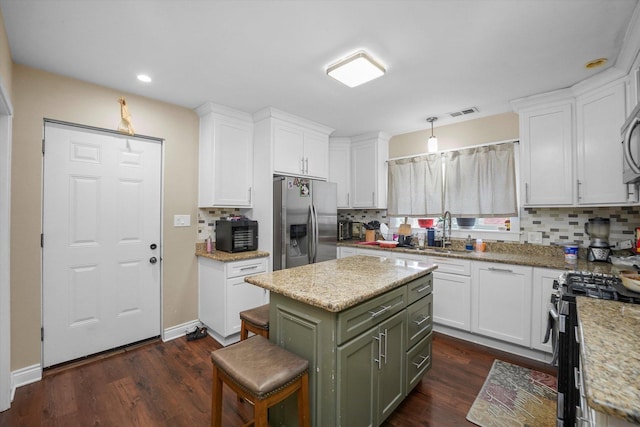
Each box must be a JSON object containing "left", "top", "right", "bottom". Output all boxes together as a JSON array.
[{"left": 622, "top": 102, "right": 640, "bottom": 184}]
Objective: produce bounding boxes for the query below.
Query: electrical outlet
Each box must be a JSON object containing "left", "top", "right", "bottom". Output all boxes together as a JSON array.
[
  {"left": 527, "top": 231, "right": 543, "bottom": 244},
  {"left": 615, "top": 239, "right": 633, "bottom": 250},
  {"left": 173, "top": 214, "right": 191, "bottom": 227}
]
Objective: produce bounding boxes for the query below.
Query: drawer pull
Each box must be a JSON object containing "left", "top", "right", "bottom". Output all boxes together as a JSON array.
[
  {"left": 239, "top": 265, "right": 259, "bottom": 271},
  {"left": 415, "top": 284, "right": 431, "bottom": 293},
  {"left": 412, "top": 354, "right": 430, "bottom": 369},
  {"left": 488, "top": 267, "right": 513, "bottom": 273},
  {"left": 368, "top": 305, "right": 391, "bottom": 318},
  {"left": 414, "top": 315, "right": 431, "bottom": 326}
]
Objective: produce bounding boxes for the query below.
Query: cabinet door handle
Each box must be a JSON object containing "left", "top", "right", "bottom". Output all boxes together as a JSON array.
[
  {"left": 414, "top": 315, "right": 431, "bottom": 326},
  {"left": 240, "top": 265, "right": 258, "bottom": 271},
  {"left": 372, "top": 192, "right": 375, "bottom": 205},
  {"left": 577, "top": 180, "right": 582, "bottom": 201},
  {"left": 574, "top": 367, "right": 580, "bottom": 390},
  {"left": 347, "top": 192, "right": 350, "bottom": 206},
  {"left": 305, "top": 157, "right": 309, "bottom": 174},
  {"left": 300, "top": 157, "right": 305, "bottom": 173},
  {"left": 248, "top": 187, "right": 252, "bottom": 203},
  {"left": 412, "top": 354, "right": 430, "bottom": 369},
  {"left": 488, "top": 267, "right": 513, "bottom": 273},
  {"left": 368, "top": 305, "right": 391, "bottom": 318},
  {"left": 382, "top": 329, "right": 388, "bottom": 365},
  {"left": 525, "top": 182, "right": 529, "bottom": 204},
  {"left": 373, "top": 335, "right": 382, "bottom": 369}
]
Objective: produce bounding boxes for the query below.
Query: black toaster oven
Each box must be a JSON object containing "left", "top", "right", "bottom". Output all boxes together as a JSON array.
[{"left": 215, "top": 219, "right": 258, "bottom": 253}]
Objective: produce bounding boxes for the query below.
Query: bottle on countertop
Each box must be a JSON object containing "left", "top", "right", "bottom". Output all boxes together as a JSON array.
[{"left": 206, "top": 236, "right": 212, "bottom": 254}]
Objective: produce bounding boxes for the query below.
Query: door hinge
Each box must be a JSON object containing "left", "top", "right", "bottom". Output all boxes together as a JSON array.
[
  {"left": 41, "top": 327, "right": 44, "bottom": 342},
  {"left": 41, "top": 233, "right": 43, "bottom": 248}
]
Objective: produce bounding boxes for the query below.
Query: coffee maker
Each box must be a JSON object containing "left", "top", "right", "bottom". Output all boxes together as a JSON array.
[{"left": 584, "top": 217, "right": 612, "bottom": 262}]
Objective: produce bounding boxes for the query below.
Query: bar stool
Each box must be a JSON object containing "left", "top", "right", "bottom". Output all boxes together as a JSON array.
[
  {"left": 239, "top": 304, "right": 269, "bottom": 340},
  {"left": 211, "top": 335, "right": 310, "bottom": 427}
]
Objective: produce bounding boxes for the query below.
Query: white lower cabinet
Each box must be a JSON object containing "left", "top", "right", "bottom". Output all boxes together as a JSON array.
[
  {"left": 429, "top": 256, "right": 472, "bottom": 332},
  {"left": 531, "top": 267, "right": 562, "bottom": 353},
  {"left": 198, "top": 256, "right": 268, "bottom": 345},
  {"left": 337, "top": 246, "right": 357, "bottom": 259},
  {"left": 472, "top": 262, "right": 533, "bottom": 347}
]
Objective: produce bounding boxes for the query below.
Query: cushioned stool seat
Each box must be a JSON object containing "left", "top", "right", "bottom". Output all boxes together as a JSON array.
[
  {"left": 211, "top": 335, "right": 309, "bottom": 427},
  {"left": 239, "top": 304, "right": 270, "bottom": 340}
]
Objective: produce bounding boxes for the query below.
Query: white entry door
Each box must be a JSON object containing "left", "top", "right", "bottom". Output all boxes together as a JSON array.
[{"left": 42, "top": 122, "right": 162, "bottom": 367}]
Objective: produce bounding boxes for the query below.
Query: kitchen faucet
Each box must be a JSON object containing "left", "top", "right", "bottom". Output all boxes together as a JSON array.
[{"left": 442, "top": 211, "right": 452, "bottom": 248}]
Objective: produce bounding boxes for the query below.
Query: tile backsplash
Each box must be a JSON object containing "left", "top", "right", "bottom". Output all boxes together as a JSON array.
[
  {"left": 197, "top": 208, "right": 245, "bottom": 240},
  {"left": 340, "top": 206, "right": 640, "bottom": 247},
  {"left": 520, "top": 206, "right": 640, "bottom": 246}
]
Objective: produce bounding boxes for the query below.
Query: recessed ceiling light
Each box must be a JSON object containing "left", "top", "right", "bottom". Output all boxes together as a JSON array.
[
  {"left": 585, "top": 58, "right": 607, "bottom": 69},
  {"left": 327, "top": 50, "right": 385, "bottom": 88},
  {"left": 137, "top": 74, "right": 152, "bottom": 83}
]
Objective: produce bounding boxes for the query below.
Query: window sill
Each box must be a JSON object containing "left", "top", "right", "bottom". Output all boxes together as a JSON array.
[{"left": 451, "top": 229, "right": 521, "bottom": 242}]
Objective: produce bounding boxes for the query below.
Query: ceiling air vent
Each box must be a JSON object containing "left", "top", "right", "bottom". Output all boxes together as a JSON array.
[{"left": 448, "top": 107, "right": 479, "bottom": 118}]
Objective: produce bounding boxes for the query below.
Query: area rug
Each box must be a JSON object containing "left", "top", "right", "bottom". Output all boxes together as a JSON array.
[{"left": 466, "top": 359, "right": 557, "bottom": 427}]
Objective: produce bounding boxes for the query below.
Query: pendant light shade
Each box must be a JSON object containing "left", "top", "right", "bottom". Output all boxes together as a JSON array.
[{"left": 426, "top": 117, "right": 438, "bottom": 153}]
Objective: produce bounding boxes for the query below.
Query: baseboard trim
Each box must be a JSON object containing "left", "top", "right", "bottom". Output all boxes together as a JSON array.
[
  {"left": 162, "top": 319, "right": 201, "bottom": 342},
  {"left": 11, "top": 364, "right": 41, "bottom": 401},
  {"left": 433, "top": 325, "right": 553, "bottom": 364}
]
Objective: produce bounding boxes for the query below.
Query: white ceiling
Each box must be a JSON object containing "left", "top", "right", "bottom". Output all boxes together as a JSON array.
[{"left": 1, "top": 0, "right": 639, "bottom": 137}]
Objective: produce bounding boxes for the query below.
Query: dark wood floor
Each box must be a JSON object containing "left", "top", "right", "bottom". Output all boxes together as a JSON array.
[{"left": 0, "top": 332, "right": 556, "bottom": 427}]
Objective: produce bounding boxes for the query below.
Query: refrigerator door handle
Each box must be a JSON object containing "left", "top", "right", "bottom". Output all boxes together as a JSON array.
[
  {"left": 308, "top": 205, "right": 314, "bottom": 264},
  {"left": 312, "top": 204, "right": 319, "bottom": 263}
]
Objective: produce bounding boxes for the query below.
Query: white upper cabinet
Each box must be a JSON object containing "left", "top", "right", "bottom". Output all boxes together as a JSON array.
[
  {"left": 268, "top": 109, "right": 333, "bottom": 180},
  {"left": 351, "top": 132, "right": 389, "bottom": 209},
  {"left": 518, "top": 100, "right": 574, "bottom": 206},
  {"left": 513, "top": 76, "right": 634, "bottom": 207},
  {"left": 197, "top": 102, "right": 254, "bottom": 208},
  {"left": 329, "top": 137, "right": 351, "bottom": 208},
  {"left": 575, "top": 81, "right": 628, "bottom": 204}
]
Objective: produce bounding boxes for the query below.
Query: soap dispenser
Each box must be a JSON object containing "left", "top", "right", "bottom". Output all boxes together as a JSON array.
[{"left": 465, "top": 235, "right": 473, "bottom": 251}]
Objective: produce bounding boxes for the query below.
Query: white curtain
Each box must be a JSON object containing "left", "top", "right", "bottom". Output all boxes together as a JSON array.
[
  {"left": 443, "top": 143, "right": 517, "bottom": 217},
  {"left": 387, "top": 154, "right": 443, "bottom": 217}
]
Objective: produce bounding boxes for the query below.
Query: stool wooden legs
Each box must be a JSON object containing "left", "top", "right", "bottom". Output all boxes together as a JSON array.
[
  {"left": 211, "top": 364, "right": 309, "bottom": 427},
  {"left": 240, "top": 319, "right": 269, "bottom": 341}
]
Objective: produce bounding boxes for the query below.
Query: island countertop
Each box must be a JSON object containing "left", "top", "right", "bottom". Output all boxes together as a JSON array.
[
  {"left": 244, "top": 255, "right": 437, "bottom": 312},
  {"left": 577, "top": 297, "right": 640, "bottom": 424}
]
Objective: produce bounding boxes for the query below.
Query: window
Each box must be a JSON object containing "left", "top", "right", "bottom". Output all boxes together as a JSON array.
[{"left": 389, "top": 216, "right": 518, "bottom": 232}]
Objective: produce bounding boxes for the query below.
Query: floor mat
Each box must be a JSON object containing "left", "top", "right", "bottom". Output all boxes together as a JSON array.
[{"left": 466, "top": 359, "right": 557, "bottom": 427}]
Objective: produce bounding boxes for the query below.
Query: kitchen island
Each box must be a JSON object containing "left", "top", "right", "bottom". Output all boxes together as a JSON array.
[{"left": 245, "top": 255, "right": 437, "bottom": 427}]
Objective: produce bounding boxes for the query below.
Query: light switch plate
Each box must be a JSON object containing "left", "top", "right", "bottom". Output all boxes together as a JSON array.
[
  {"left": 528, "top": 231, "right": 543, "bottom": 244},
  {"left": 173, "top": 214, "right": 191, "bottom": 227}
]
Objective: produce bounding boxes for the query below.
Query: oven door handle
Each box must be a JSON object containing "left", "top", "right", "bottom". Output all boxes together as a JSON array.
[{"left": 543, "top": 303, "right": 558, "bottom": 344}]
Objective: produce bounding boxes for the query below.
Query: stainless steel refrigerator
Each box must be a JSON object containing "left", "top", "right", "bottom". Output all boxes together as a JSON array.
[{"left": 273, "top": 176, "right": 337, "bottom": 271}]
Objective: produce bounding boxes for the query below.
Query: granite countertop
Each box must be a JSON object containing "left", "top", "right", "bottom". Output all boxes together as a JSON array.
[
  {"left": 245, "top": 255, "right": 437, "bottom": 312},
  {"left": 195, "top": 248, "right": 270, "bottom": 262},
  {"left": 339, "top": 241, "right": 616, "bottom": 273},
  {"left": 577, "top": 297, "right": 640, "bottom": 424}
]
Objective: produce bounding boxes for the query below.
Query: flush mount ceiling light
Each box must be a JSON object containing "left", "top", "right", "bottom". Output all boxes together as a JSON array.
[
  {"left": 426, "top": 117, "right": 438, "bottom": 153},
  {"left": 326, "top": 50, "right": 385, "bottom": 88},
  {"left": 137, "top": 74, "right": 152, "bottom": 83}
]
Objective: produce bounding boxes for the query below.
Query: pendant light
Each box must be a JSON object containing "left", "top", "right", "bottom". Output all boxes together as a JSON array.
[{"left": 426, "top": 117, "right": 438, "bottom": 153}]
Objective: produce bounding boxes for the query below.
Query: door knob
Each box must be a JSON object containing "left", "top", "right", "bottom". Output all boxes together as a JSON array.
[
  {"left": 149, "top": 257, "right": 158, "bottom": 264},
  {"left": 150, "top": 243, "right": 157, "bottom": 250}
]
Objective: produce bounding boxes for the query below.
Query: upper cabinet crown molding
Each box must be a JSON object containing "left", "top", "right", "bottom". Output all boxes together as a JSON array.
[
  {"left": 253, "top": 107, "right": 334, "bottom": 135},
  {"left": 195, "top": 101, "right": 253, "bottom": 123}
]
